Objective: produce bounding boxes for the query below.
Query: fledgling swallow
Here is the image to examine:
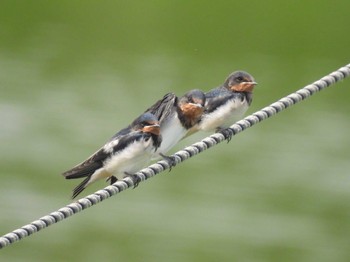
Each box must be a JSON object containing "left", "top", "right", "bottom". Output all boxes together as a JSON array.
[
  {"left": 62, "top": 112, "right": 162, "bottom": 199},
  {"left": 196, "top": 71, "right": 257, "bottom": 139},
  {"left": 145, "top": 89, "right": 206, "bottom": 161}
]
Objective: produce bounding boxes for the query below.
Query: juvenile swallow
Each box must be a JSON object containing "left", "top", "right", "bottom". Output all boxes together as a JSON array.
[
  {"left": 145, "top": 89, "right": 206, "bottom": 160},
  {"left": 62, "top": 112, "right": 162, "bottom": 199},
  {"left": 197, "top": 71, "right": 257, "bottom": 139}
]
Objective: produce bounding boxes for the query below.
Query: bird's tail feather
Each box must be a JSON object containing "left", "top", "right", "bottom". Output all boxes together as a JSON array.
[
  {"left": 62, "top": 161, "right": 102, "bottom": 179},
  {"left": 72, "top": 176, "right": 90, "bottom": 199}
]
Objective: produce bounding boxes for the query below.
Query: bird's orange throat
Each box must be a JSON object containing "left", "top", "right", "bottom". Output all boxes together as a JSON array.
[{"left": 181, "top": 104, "right": 204, "bottom": 123}]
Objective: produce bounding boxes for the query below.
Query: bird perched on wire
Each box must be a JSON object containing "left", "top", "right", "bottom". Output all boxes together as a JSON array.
[
  {"left": 62, "top": 112, "right": 162, "bottom": 199},
  {"left": 193, "top": 71, "right": 257, "bottom": 140},
  {"left": 145, "top": 89, "right": 206, "bottom": 163}
]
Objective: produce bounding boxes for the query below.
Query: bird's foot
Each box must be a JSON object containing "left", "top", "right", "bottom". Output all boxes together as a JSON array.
[
  {"left": 159, "top": 153, "right": 177, "bottom": 172},
  {"left": 106, "top": 175, "right": 118, "bottom": 185},
  {"left": 217, "top": 127, "right": 233, "bottom": 143},
  {"left": 125, "top": 172, "right": 141, "bottom": 188}
]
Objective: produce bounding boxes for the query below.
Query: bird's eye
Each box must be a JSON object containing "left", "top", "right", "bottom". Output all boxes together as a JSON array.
[{"left": 236, "top": 76, "right": 243, "bottom": 82}]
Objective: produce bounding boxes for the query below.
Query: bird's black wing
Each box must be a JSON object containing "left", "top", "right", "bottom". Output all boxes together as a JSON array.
[
  {"left": 205, "top": 88, "right": 246, "bottom": 113},
  {"left": 62, "top": 130, "right": 148, "bottom": 179},
  {"left": 205, "top": 88, "right": 231, "bottom": 113},
  {"left": 144, "top": 93, "right": 177, "bottom": 123},
  {"left": 62, "top": 147, "right": 109, "bottom": 179},
  {"left": 112, "top": 93, "right": 176, "bottom": 142}
]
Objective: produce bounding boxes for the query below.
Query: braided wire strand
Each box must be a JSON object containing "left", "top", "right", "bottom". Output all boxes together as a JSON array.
[{"left": 1, "top": 63, "right": 349, "bottom": 249}]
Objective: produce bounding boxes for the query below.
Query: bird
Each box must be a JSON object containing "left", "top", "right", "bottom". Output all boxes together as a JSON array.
[
  {"left": 62, "top": 112, "right": 162, "bottom": 199},
  {"left": 145, "top": 89, "right": 206, "bottom": 161},
  {"left": 195, "top": 71, "right": 257, "bottom": 140}
]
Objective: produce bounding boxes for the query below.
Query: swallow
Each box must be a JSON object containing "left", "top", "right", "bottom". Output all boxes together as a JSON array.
[
  {"left": 62, "top": 112, "right": 162, "bottom": 199},
  {"left": 196, "top": 71, "right": 257, "bottom": 140},
  {"left": 145, "top": 89, "right": 206, "bottom": 162}
]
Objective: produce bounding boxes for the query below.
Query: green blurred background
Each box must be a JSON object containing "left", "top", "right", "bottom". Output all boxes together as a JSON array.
[{"left": 1, "top": 1, "right": 349, "bottom": 261}]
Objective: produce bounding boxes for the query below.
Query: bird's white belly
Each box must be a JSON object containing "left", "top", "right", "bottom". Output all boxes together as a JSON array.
[
  {"left": 103, "top": 138, "right": 155, "bottom": 180},
  {"left": 157, "top": 115, "right": 186, "bottom": 155},
  {"left": 200, "top": 98, "right": 249, "bottom": 132}
]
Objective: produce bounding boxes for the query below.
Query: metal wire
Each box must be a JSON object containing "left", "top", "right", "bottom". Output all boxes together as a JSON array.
[{"left": 1, "top": 63, "right": 349, "bottom": 249}]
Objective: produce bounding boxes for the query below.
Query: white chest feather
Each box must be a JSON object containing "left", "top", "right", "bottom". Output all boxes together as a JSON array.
[
  {"left": 103, "top": 138, "right": 155, "bottom": 180},
  {"left": 200, "top": 98, "right": 249, "bottom": 132},
  {"left": 157, "top": 114, "right": 186, "bottom": 155}
]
